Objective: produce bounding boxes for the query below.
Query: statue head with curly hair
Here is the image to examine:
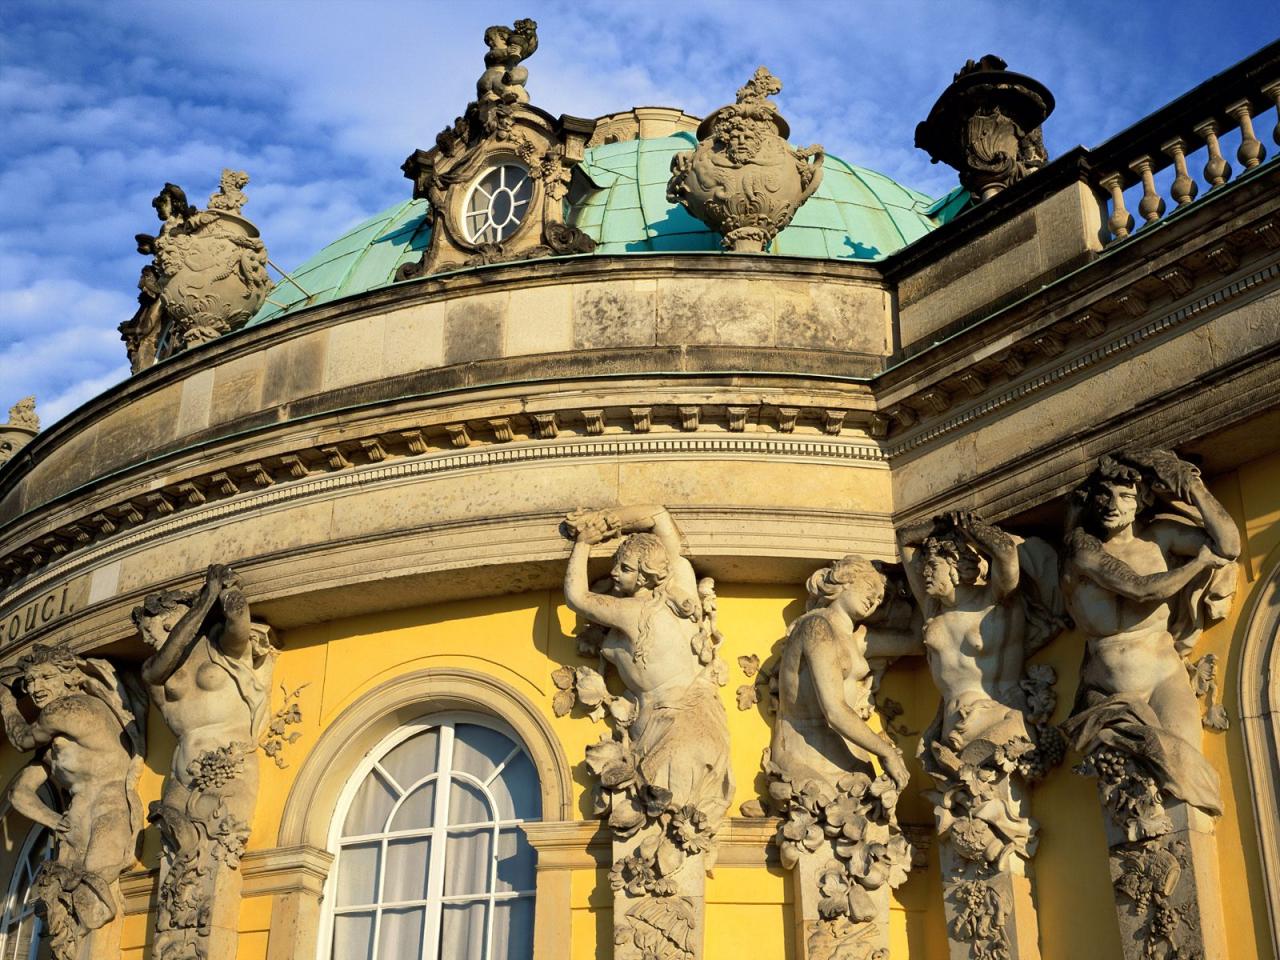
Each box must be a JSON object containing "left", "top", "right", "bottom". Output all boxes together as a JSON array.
[
  {"left": 805, "top": 555, "right": 886, "bottom": 619},
  {"left": 15, "top": 643, "right": 89, "bottom": 710},
  {"left": 611, "top": 533, "right": 671, "bottom": 597}
]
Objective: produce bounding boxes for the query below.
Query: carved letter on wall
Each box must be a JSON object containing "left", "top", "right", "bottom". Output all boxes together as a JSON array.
[
  {"left": 0, "top": 643, "right": 147, "bottom": 960},
  {"left": 553, "top": 506, "right": 732, "bottom": 960},
  {"left": 135, "top": 564, "right": 278, "bottom": 960},
  {"left": 1060, "top": 449, "right": 1240, "bottom": 960},
  {"left": 898, "top": 512, "right": 1069, "bottom": 960}
]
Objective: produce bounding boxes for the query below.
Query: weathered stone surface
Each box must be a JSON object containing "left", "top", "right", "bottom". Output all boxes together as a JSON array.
[
  {"left": 556, "top": 506, "right": 733, "bottom": 959},
  {"left": 136, "top": 564, "right": 282, "bottom": 960},
  {"left": 668, "top": 68, "right": 824, "bottom": 252},
  {"left": 573, "top": 282, "right": 656, "bottom": 349},
  {"left": 0, "top": 642, "right": 146, "bottom": 960},
  {"left": 445, "top": 294, "right": 507, "bottom": 364}
]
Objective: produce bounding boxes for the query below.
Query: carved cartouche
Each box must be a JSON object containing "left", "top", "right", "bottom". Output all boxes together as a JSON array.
[{"left": 668, "top": 67, "right": 824, "bottom": 252}]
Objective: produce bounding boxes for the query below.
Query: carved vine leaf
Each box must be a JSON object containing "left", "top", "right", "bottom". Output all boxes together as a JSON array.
[
  {"left": 259, "top": 682, "right": 309, "bottom": 768},
  {"left": 738, "top": 654, "right": 760, "bottom": 677},
  {"left": 736, "top": 684, "right": 759, "bottom": 712}
]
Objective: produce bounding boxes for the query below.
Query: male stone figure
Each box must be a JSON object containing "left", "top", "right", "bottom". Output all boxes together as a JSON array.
[
  {"left": 557, "top": 505, "right": 732, "bottom": 960},
  {"left": 0, "top": 643, "right": 146, "bottom": 960},
  {"left": 134, "top": 563, "right": 275, "bottom": 960},
  {"left": 898, "top": 511, "right": 1067, "bottom": 960},
  {"left": 767, "top": 556, "right": 914, "bottom": 960},
  {"left": 1061, "top": 449, "right": 1238, "bottom": 960}
]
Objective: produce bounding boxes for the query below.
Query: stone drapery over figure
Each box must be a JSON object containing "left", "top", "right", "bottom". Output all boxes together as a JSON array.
[
  {"left": 135, "top": 563, "right": 276, "bottom": 960},
  {"left": 765, "top": 556, "right": 914, "bottom": 960},
  {"left": 0, "top": 643, "right": 146, "bottom": 960},
  {"left": 1061, "top": 448, "right": 1240, "bottom": 960},
  {"left": 667, "top": 67, "right": 824, "bottom": 252},
  {"left": 553, "top": 505, "right": 732, "bottom": 960},
  {"left": 120, "top": 171, "right": 273, "bottom": 372},
  {"left": 898, "top": 511, "right": 1068, "bottom": 960}
]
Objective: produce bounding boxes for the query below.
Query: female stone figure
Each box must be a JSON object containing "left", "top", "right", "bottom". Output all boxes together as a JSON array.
[
  {"left": 0, "top": 643, "right": 145, "bottom": 960},
  {"left": 560, "top": 505, "right": 731, "bottom": 960},
  {"left": 768, "top": 556, "right": 913, "bottom": 960},
  {"left": 134, "top": 563, "right": 274, "bottom": 960}
]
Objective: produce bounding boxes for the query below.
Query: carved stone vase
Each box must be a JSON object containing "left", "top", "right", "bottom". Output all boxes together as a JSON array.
[
  {"left": 668, "top": 67, "right": 824, "bottom": 252},
  {"left": 154, "top": 209, "right": 272, "bottom": 347},
  {"left": 915, "top": 55, "right": 1054, "bottom": 201}
]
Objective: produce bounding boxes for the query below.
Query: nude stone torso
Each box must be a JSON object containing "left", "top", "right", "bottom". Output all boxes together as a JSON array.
[
  {"left": 149, "top": 627, "right": 255, "bottom": 782},
  {"left": 1067, "top": 527, "right": 1186, "bottom": 697},
  {"left": 600, "top": 609, "right": 701, "bottom": 705},
  {"left": 774, "top": 609, "right": 874, "bottom": 783},
  {"left": 923, "top": 586, "right": 1025, "bottom": 708},
  {"left": 42, "top": 695, "right": 130, "bottom": 798}
]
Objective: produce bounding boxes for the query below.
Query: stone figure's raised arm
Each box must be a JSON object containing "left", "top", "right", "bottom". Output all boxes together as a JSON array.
[
  {"left": 802, "top": 617, "right": 909, "bottom": 788},
  {"left": 896, "top": 517, "right": 937, "bottom": 606},
  {"left": 0, "top": 682, "right": 40, "bottom": 751},
  {"left": 1069, "top": 529, "right": 1227, "bottom": 602},
  {"left": 216, "top": 569, "right": 254, "bottom": 659},
  {"left": 954, "top": 511, "right": 1019, "bottom": 600},
  {"left": 141, "top": 567, "right": 223, "bottom": 686},
  {"left": 561, "top": 525, "right": 641, "bottom": 637},
  {"left": 7, "top": 764, "right": 63, "bottom": 833}
]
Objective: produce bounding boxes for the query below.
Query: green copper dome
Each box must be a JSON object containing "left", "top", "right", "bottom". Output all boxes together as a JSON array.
[{"left": 249, "top": 134, "right": 965, "bottom": 327}]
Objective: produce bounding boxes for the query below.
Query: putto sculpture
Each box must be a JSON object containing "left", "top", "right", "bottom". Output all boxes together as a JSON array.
[
  {"left": 667, "top": 67, "right": 825, "bottom": 252},
  {"left": 552, "top": 505, "right": 732, "bottom": 960},
  {"left": 1061, "top": 449, "right": 1239, "bottom": 960},
  {"left": 915, "top": 55, "right": 1053, "bottom": 201},
  {"left": 765, "top": 556, "right": 914, "bottom": 960},
  {"left": 120, "top": 170, "right": 273, "bottom": 372},
  {"left": 0, "top": 396, "right": 40, "bottom": 466},
  {"left": 396, "top": 18, "right": 596, "bottom": 277},
  {"left": 897, "top": 512, "right": 1067, "bottom": 960},
  {"left": 134, "top": 564, "right": 277, "bottom": 960},
  {"left": 0, "top": 643, "right": 146, "bottom": 960}
]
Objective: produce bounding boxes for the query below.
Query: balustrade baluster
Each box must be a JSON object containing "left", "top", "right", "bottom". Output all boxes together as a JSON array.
[
  {"left": 1161, "top": 137, "right": 1198, "bottom": 207},
  {"left": 1128, "top": 155, "right": 1166, "bottom": 225},
  {"left": 1263, "top": 81, "right": 1280, "bottom": 147},
  {"left": 1194, "top": 119, "right": 1233, "bottom": 188},
  {"left": 1099, "top": 173, "right": 1133, "bottom": 241},
  {"left": 1227, "top": 100, "right": 1267, "bottom": 168}
]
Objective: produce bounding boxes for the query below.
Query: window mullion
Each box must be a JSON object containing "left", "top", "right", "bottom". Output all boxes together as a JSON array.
[
  {"left": 423, "top": 723, "right": 455, "bottom": 960},
  {"left": 484, "top": 820, "right": 500, "bottom": 960}
]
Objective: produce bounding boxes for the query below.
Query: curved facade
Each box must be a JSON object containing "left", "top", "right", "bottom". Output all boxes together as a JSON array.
[{"left": 1, "top": 25, "right": 1278, "bottom": 960}]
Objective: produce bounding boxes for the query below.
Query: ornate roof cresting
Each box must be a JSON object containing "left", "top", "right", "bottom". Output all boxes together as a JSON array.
[{"left": 667, "top": 67, "right": 825, "bottom": 252}]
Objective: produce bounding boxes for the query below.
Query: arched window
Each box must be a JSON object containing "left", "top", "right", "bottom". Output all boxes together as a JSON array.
[
  {"left": 0, "top": 825, "right": 53, "bottom": 960},
  {"left": 323, "top": 715, "right": 540, "bottom": 960}
]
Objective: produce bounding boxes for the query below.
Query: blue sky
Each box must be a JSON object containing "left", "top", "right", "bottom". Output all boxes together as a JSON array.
[{"left": 0, "top": 0, "right": 1268, "bottom": 428}]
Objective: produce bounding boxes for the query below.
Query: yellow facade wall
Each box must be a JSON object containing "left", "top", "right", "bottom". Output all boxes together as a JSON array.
[{"left": 1, "top": 450, "right": 1276, "bottom": 960}]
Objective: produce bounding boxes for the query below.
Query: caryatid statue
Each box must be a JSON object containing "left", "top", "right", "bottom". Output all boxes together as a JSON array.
[
  {"left": 897, "top": 511, "right": 1067, "bottom": 960},
  {"left": 552, "top": 506, "right": 732, "bottom": 960},
  {"left": 0, "top": 643, "right": 146, "bottom": 960},
  {"left": 134, "top": 564, "right": 276, "bottom": 960},
  {"left": 765, "top": 556, "right": 915, "bottom": 960},
  {"left": 1060, "top": 450, "right": 1239, "bottom": 960}
]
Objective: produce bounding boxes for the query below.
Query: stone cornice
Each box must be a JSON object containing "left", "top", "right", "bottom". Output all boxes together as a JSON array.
[{"left": 0, "top": 397, "right": 886, "bottom": 595}]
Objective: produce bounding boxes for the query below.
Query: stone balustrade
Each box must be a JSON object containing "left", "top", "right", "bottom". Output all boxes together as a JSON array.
[{"left": 1090, "top": 42, "right": 1279, "bottom": 243}]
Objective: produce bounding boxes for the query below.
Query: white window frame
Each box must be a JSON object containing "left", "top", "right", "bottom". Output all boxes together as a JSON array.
[
  {"left": 0, "top": 823, "right": 52, "bottom": 960},
  {"left": 462, "top": 164, "right": 533, "bottom": 245},
  {"left": 317, "top": 711, "right": 538, "bottom": 960}
]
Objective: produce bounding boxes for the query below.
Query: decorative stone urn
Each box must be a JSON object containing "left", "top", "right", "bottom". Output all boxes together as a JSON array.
[
  {"left": 152, "top": 172, "right": 273, "bottom": 347},
  {"left": 667, "top": 67, "right": 824, "bottom": 252},
  {"left": 123, "top": 170, "right": 274, "bottom": 370},
  {"left": 915, "top": 55, "right": 1054, "bottom": 201}
]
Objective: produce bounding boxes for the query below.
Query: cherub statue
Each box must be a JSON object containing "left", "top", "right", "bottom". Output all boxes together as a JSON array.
[
  {"left": 0, "top": 643, "right": 146, "bottom": 960},
  {"left": 476, "top": 18, "right": 538, "bottom": 104}
]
